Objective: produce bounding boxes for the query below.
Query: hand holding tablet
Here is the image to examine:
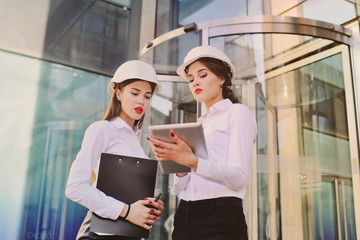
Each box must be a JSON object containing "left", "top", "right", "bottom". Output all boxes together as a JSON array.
[{"left": 148, "top": 122, "right": 208, "bottom": 174}]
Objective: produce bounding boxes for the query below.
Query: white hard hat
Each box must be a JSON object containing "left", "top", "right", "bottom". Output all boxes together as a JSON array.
[
  {"left": 108, "top": 60, "right": 159, "bottom": 95},
  {"left": 176, "top": 45, "right": 235, "bottom": 81}
]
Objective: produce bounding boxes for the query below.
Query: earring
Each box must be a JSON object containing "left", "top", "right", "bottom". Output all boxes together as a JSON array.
[{"left": 220, "top": 84, "right": 223, "bottom": 88}]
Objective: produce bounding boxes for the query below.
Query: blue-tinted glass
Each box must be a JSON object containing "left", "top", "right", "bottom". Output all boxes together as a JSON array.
[
  {"left": 343, "top": 184, "right": 357, "bottom": 239},
  {"left": 178, "top": 0, "right": 247, "bottom": 25},
  {"left": 156, "top": 0, "right": 264, "bottom": 37},
  {"left": 152, "top": 33, "right": 199, "bottom": 76},
  {"left": 0, "top": 49, "right": 110, "bottom": 239},
  {"left": 44, "top": 0, "right": 133, "bottom": 74}
]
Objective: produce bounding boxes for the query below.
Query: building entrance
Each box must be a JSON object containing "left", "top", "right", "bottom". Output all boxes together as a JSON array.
[{"left": 140, "top": 16, "right": 359, "bottom": 240}]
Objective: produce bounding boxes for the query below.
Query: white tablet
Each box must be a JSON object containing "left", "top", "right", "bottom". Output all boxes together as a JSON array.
[{"left": 148, "top": 122, "right": 208, "bottom": 174}]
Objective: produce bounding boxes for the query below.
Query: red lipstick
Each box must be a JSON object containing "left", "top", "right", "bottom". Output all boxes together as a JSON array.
[
  {"left": 135, "top": 107, "right": 143, "bottom": 114},
  {"left": 194, "top": 88, "right": 203, "bottom": 94}
]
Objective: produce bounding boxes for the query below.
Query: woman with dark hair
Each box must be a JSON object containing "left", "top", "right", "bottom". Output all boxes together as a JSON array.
[
  {"left": 148, "top": 46, "right": 257, "bottom": 240},
  {"left": 66, "top": 60, "right": 164, "bottom": 240}
]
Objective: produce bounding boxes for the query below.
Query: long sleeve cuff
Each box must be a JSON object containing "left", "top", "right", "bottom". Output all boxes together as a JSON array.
[
  {"left": 173, "top": 173, "right": 190, "bottom": 196},
  {"left": 103, "top": 197, "right": 126, "bottom": 220},
  {"left": 195, "top": 157, "right": 210, "bottom": 177}
]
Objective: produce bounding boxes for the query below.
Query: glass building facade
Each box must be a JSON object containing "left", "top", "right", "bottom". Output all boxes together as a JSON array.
[{"left": 1, "top": 0, "right": 360, "bottom": 239}]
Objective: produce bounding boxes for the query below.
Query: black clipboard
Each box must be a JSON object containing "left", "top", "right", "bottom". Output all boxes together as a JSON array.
[{"left": 90, "top": 153, "right": 158, "bottom": 238}]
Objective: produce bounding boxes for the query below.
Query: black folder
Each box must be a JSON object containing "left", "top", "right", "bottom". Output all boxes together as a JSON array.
[{"left": 90, "top": 153, "right": 158, "bottom": 238}]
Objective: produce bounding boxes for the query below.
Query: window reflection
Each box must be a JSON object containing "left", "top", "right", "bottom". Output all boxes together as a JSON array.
[
  {"left": 301, "top": 0, "right": 356, "bottom": 25},
  {"left": 210, "top": 33, "right": 355, "bottom": 239},
  {"left": 258, "top": 52, "right": 353, "bottom": 239},
  {"left": 0, "top": 49, "right": 110, "bottom": 239},
  {"left": 152, "top": 34, "right": 199, "bottom": 76},
  {"left": 178, "top": 0, "right": 248, "bottom": 25},
  {"left": 44, "top": 0, "right": 134, "bottom": 74},
  {"left": 149, "top": 81, "right": 196, "bottom": 125}
]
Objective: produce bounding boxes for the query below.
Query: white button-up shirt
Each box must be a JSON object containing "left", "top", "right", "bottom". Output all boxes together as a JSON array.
[
  {"left": 174, "top": 99, "right": 257, "bottom": 201},
  {"left": 65, "top": 117, "right": 148, "bottom": 220}
]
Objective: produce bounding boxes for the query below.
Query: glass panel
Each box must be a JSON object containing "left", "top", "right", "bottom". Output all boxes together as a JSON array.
[
  {"left": 178, "top": 0, "right": 248, "bottom": 25},
  {"left": 301, "top": 0, "right": 356, "bottom": 25},
  {"left": 44, "top": 0, "right": 135, "bottom": 74},
  {"left": 150, "top": 82, "right": 196, "bottom": 124},
  {"left": 0, "top": 49, "right": 110, "bottom": 239},
  {"left": 210, "top": 33, "right": 357, "bottom": 239},
  {"left": 273, "top": 0, "right": 357, "bottom": 25},
  {"left": 209, "top": 34, "right": 317, "bottom": 83},
  {"left": 338, "top": 179, "right": 357, "bottom": 239},
  {"left": 156, "top": 0, "right": 174, "bottom": 36},
  {"left": 343, "top": 182, "right": 357, "bottom": 239},
  {"left": 149, "top": 33, "right": 199, "bottom": 76},
  {"left": 156, "top": 0, "right": 264, "bottom": 35},
  {"left": 0, "top": 0, "right": 136, "bottom": 74},
  {"left": 262, "top": 51, "right": 354, "bottom": 240},
  {"left": 309, "top": 180, "right": 338, "bottom": 240},
  {"left": 256, "top": 87, "right": 280, "bottom": 239}
]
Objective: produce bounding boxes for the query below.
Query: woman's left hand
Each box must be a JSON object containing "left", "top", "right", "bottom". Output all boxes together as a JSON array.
[
  {"left": 147, "top": 131, "right": 198, "bottom": 170},
  {"left": 123, "top": 198, "right": 164, "bottom": 229}
]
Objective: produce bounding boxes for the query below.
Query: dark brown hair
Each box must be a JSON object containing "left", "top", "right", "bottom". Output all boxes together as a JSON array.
[
  {"left": 185, "top": 57, "right": 240, "bottom": 103},
  {"left": 103, "top": 79, "right": 157, "bottom": 128}
]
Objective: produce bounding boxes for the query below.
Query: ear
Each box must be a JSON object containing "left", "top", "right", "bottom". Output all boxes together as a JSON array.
[
  {"left": 115, "top": 89, "right": 121, "bottom": 101},
  {"left": 219, "top": 76, "right": 225, "bottom": 86}
]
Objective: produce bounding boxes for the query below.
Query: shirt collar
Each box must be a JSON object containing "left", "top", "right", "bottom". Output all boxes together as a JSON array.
[
  {"left": 210, "top": 98, "right": 232, "bottom": 112},
  {"left": 110, "top": 117, "right": 142, "bottom": 137},
  {"left": 199, "top": 98, "right": 233, "bottom": 121}
]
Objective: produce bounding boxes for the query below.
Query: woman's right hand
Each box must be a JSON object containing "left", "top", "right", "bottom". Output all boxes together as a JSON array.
[
  {"left": 120, "top": 199, "right": 164, "bottom": 230},
  {"left": 148, "top": 131, "right": 199, "bottom": 171}
]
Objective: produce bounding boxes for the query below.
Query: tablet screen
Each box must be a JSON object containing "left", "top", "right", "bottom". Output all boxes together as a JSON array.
[{"left": 148, "top": 122, "right": 208, "bottom": 173}]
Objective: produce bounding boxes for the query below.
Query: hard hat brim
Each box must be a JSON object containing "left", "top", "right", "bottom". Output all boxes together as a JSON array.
[
  {"left": 176, "top": 53, "right": 235, "bottom": 81},
  {"left": 107, "top": 79, "right": 161, "bottom": 95}
]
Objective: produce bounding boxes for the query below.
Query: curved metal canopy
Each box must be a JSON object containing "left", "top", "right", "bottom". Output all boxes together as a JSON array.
[{"left": 139, "top": 15, "right": 351, "bottom": 57}]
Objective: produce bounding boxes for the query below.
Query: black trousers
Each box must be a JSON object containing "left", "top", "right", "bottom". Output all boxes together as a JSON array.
[{"left": 172, "top": 197, "right": 248, "bottom": 240}]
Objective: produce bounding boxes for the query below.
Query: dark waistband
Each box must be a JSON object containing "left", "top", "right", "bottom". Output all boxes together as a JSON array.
[{"left": 180, "top": 197, "right": 242, "bottom": 209}]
